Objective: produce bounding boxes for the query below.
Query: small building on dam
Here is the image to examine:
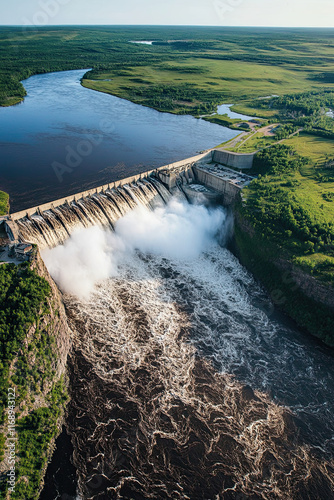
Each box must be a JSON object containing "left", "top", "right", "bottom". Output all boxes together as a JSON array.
[{"left": 157, "top": 149, "right": 254, "bottom": 205}]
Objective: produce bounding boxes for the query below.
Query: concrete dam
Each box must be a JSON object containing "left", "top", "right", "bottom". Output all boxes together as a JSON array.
[{"left": 1, "top": 149, "right": 254, "bottom": 250}]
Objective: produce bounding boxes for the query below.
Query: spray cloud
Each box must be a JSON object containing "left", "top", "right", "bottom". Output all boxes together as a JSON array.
[{"left": 42, "top": 198, "right": 227, "bottom": 299}]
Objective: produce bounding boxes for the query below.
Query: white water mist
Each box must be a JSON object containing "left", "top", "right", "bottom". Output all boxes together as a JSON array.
[{"left": 42, "top": 198, "right": 227, "bottom": 299}]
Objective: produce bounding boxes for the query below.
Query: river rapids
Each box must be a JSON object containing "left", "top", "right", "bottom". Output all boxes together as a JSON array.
[{"left": 38, "top": 184, "right": 334, "bottom": 500}]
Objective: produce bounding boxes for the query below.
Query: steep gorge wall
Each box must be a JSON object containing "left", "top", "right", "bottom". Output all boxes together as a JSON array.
[
  {"left": 30, "top": 251, "right": 72, "bottom": 377},
  {"left": 0, "top": 251, "right": 72, "bottom": 499}
]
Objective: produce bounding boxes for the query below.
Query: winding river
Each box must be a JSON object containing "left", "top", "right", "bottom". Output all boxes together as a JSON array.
[
  {"left": 0, "top": 69, "right": 237, "bottom": 213},
  {"left": 2, "top": 68, "right": 333, "bottom": 499}
]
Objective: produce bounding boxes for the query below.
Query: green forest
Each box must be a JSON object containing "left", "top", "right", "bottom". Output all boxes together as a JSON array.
[
  {"left": 0, "top": 263, "right": 68, "bottom": 499},
  {"left": 237, "top": 143, "right": 334, "bottom": 344},
  {"left": 0, "top": 192, "right": 9, "bottom": 216}
]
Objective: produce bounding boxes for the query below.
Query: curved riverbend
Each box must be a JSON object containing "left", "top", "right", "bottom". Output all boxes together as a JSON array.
[{"left": 0, "top": 69, "right": 237, "bottom": 212}]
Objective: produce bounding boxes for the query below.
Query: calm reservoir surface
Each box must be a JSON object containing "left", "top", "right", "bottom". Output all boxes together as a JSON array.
[{"left": 0, "top": 69, "right": 237, "bottom": 213}]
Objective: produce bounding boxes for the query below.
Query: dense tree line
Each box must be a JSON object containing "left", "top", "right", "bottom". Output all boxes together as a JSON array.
[
  {"left": 0, "top": 191, "right": 9, "bottom": 215},
  {"left": 246, "top": 145, "right": 334, "bottom": 259},
  {"left": 124, "top": 83, "right": 222, "bottom": 114},
  {"left": 12, "top": 379, "right": 68, "bottom": 499},
  {"left": 274, "top": 123, "right": 299, "bottom": 140},
  {"left": 253, "top": 144, "right": 309, "bottom": 175},
  {"left": 254, "top": 90, "right": 334, "bottom": 139},
  {"left": 257, "top": 90, "right": 334, "bottom": 116},
  {"left": 246, "top": 181, "right": 334, "bottom": 254},
  {"left": 0, "top": 263, "right": 70, "bottom": 499}
]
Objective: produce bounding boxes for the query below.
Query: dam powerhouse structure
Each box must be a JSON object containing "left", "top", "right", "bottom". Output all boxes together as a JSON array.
[{"left": 0, "top": 148, "right": 254, "bottom": 251}]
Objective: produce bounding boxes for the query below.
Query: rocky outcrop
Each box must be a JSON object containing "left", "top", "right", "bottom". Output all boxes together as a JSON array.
[
  {"left": 276, "top": 257, "right": 334, "bottom": 310},
  {"left": 0, "top": 250, "right": 72, "bottom": 498},
  {"left": 30, "top": 250, "right": 72, "bottom": 378}
]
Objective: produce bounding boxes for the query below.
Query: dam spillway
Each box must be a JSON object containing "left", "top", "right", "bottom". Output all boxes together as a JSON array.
[
  {"left": 1, "top": 150, "right": 253, "bottom": 251},
  {"left": 13, "top": 178, "right": 171, "bottom": 250},
  {"left": 2, "top": 150, "right": 334, "bottom": 499}
]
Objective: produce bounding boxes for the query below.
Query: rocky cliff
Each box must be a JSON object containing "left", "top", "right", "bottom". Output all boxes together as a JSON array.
[{"left": 233, "top": 209, "right": 334, "bottom": 347}]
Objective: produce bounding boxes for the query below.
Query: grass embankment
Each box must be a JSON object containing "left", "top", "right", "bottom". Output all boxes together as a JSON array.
[
  {"left": 83, "top": 49, "right": 334, "bottom": 115},
  {"left": 83, "top": 55, "right": 327, "bottom": 115},
  {"left": 230, "top": 103, "right": 277, "bottom": 118},
  {"left": 0, "top": 263, "right": 68, "bottom": 499},
  {"left": 235, "top": 139, "right": 334, "bottom": 345},
  {"left": 0, "top": 192, "right": 9, "bottom": 216},
  {"left": 226, "top": 131, "right": 276, "bottom": 152}
]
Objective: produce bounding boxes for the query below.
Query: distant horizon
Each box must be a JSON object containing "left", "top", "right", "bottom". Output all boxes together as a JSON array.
[{"left": 2, "top": 0, "right": 333, "bottom": 29}]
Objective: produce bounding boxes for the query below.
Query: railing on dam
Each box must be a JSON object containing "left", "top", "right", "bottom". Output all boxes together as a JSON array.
[{"left": 7, "top": 152, "right": 211, "bottom": 221}]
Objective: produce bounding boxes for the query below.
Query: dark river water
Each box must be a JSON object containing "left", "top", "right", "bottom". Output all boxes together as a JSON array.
[
  {"left": 35, "top": 182, "right": 334, "bottom": 500},
  {"left": 0, "top": 69, "right": 237, "bottom": 213}
]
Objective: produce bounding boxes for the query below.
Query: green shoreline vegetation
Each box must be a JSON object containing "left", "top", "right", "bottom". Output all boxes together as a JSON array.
[
  {"left": 0, "top": 192, "right": 9, "bottom": 217},
  {"left": 0, "top": 26, "right": 334, "bottom": 112},
  {"left": 0, "top": 260, "right": 69, "bottom": 499}
]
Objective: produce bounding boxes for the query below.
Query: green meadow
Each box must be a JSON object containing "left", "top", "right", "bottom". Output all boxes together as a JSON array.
[{"left": 1, "top": 26, "right": 334, "bottom": 114}]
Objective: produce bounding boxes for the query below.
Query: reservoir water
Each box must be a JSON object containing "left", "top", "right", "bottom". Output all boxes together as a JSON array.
[
  {"left": 217, "top": 104, "right": 255, "bottom": 120},
  {"left": 0, "top": 69, "right": 237, "bottom": 213}
]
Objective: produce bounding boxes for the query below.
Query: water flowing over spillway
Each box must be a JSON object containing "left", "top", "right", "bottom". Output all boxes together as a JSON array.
[
  {"left": 37, "top": 179, "right": 334, "bottom": 499},
  {"left": 16, "top": 178, "right": 170, "bottom": 249}
]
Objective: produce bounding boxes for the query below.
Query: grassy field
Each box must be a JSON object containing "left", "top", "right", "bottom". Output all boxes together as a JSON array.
[
  {"left": 0, "top": 191, "right": 9, "bottom": 216},
  {"left": 83, "top": 55, "right": 334, "bottom": 114},
  {"left": 241, "top": 134, "right": 334, "bottom": 284},
  {"left": 284, "top": 133, "right": 334, "bottom": 164}
]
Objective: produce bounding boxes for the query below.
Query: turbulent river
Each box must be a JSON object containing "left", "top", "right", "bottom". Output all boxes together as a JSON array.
[{"left": 34, "top": 180, "right": 334, "bottom": 500}]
